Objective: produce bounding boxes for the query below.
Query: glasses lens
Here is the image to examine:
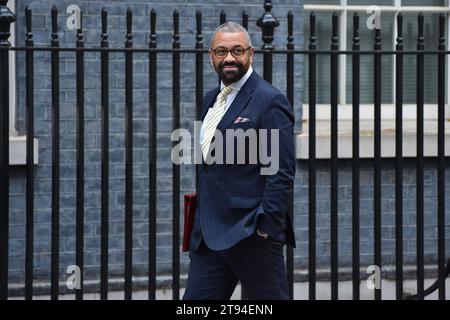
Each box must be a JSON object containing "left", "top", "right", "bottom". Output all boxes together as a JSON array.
[
  {"left": 215, "top": 48, "right": 227, "bottom": 58},
  {"left": 232, "top": 47, "right": 245, "bottom": 57},
  {"left": 213, "top": 47, "right": 248, "bottom": 58}
]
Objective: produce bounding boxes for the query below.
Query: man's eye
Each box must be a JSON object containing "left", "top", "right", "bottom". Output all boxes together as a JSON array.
[
  {"left": 233, "top": 48, "right": 244, "bottom": 55},
  {"left": 216, "top": 49, "right": 227, "bottom": 56}
]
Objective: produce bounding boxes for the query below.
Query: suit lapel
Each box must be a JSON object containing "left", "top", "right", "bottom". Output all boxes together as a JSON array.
[
  {"left": 200, "top": 71, "right": 259, "bottom": 167},
  {"left": 217, "top": 71, "right": 257, "bottom": 132}
]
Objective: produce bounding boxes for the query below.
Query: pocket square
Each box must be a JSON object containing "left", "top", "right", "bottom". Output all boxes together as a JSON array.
[{"left": 233, "top": 116, "right": 250, "bottom": 123}]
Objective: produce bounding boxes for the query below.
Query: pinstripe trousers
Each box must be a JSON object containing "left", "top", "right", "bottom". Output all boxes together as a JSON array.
[{"left": 183, "top": 232, "right": 289, "bottom": 300}]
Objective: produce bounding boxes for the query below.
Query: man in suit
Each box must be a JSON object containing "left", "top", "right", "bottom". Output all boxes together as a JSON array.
[{"left": 183, "top": 21, "right": 296, "bottom": 300}]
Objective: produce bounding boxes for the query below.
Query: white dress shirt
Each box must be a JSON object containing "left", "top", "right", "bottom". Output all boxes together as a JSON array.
[{"left": 200, "top": 65, "right": 253, "bottom": 146}]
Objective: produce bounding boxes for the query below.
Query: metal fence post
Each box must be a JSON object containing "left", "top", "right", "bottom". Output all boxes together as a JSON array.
[
  {"left": 0, "top": 0, "right": 15, "bottom": 301},
  {"left": 172, "top": 9, "right": 180, "bottom": 301},
  {"left": 437, "top": 12, "right": 446, "bottom": 301},
  {"left": 395, "top": 13, "right": 404, "bottom": 300},
  {"left": 100, "top": 7, "right": 109, "bottom": 301},
  {"left": 352, "top": 12, "right": 360, "bottom": 301},
  {"left": 308, "top": 12, "right": 317, "bottom": 301},
  {"left": 124, "top": 7, "right": 133, "bottom": 300},
  {"left": 24, "top": 4, "right": 34, "bottom": 301},
  {"left": 257, "top": 0, "right": 278, "bottom": 83},
  {"left": 330, "top": 12, "right": 339, "bottom": 301},
  {"left": 50, "top": 5, "right": 60, "bottom": 301},
  {"left": 75, "top": 9, "right": 85, "bottom": 301},
  {"left": 148, "top": 7, "right": 157, "bottom": 300},
  {"left": 286, "top": 10, "right": 294, "bottom": 300}
]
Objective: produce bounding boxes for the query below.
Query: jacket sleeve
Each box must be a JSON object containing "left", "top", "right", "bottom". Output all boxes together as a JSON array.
[{"left": 255, "top": 92, "right": 296, "bottom": 243}]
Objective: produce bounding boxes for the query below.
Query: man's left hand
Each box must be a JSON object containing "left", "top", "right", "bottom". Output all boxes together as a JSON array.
[{"left": 256, "top": 229, "right": 269, "bottom": 239}]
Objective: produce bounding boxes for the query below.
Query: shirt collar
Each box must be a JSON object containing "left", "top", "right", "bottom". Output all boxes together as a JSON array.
[{"left": 220, "top": 65, "right": 253, "bottom": 92}]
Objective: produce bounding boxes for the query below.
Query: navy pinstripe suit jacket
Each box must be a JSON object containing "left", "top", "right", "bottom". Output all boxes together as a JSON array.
[{"left": 190, "top": 70, "right": 296, "bottom": 251}]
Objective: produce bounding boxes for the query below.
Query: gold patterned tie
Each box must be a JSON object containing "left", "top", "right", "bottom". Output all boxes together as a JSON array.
[{"left": 201, "top": 86, "right": 232, "bottom": 159}]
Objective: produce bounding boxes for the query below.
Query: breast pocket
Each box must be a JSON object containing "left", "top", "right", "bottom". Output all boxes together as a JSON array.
[{"left": 228, "top": 120, "right": 254, "bottom": 131}]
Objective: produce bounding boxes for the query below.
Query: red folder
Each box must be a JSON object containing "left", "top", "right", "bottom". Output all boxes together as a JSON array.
[{"left": 183, "top": 192, "right": 197, "bottom": 252}]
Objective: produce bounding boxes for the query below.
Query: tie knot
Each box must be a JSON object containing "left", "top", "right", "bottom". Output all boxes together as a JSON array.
[{"left": 219, "top": 86, "right": 232, "bottom": 98}]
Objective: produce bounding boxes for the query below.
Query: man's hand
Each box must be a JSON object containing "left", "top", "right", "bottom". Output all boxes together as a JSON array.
[{"left": 256, "top": 229, "right": 269, "bottom": 239}]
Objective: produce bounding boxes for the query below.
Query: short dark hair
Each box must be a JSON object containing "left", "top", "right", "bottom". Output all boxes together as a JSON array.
[{"left": 211, "top": 21, "right": 253, "bottom": 48}]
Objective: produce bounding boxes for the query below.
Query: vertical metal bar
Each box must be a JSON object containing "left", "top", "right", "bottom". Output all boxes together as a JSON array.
[
  {"left": 100, "top": 7, "right": 109, "bottom": 301},
  {"left": 257, "top": 0, "right": 278, "bottom": 84},
  {"left": 75, "top": 12, "right": 85, "bottom": 301},
  {"left": 437, "top": 13, "right": 446, "bottom": 301},
  {"left": 308, "top": 11, "right": 317, "bottom": 301},
  {"left": 195, "top": 10, "right": 203, "bottom": 195},
  {"left": 242, "top": 11, "right": 248, "bottom": 30},
  {"left": 416, "top": 12, "right": 425, "bottom": 300},
  {"left": 0, "top": 0, "right": 14, "bottom": 301},
  {"left": 330, "top": 12, "right": 339, "bottom": 301},
  {"left": 338, "top": 7, "right": 346, "bottom": 107},
  {"left": 307, "top": 11, "right": 319, "bottom": 302},
  {"left": 148, "top": 8, "right": 157, "bottom": 300},
  {"left": 220, "top": 10, "right": 226, "bottom": 25},
  {"left": 218, "top": 10, "right": 226, "bottom": 86},
  {"left": 286, "top": 10, "right": 294, "bottom": 300},
  {"left": 263, "top": 49, "right": 273, "bottom": 84},
  {"left": 25, "top": 5, "right": 34, "bottom": 301},
  {"left": 374, "top": 27, "right": 382, "bottom": 301},
  {"left": 0, "top": 47, "right": 9, "bottom": 300},
  {"left": 395, "top": 12, "right": 404, "bottom": 301},
  {"left": 195, "top": 11, "right": 203, "bottom": 121},
  {"left": 50, "top": 6, "right": 60, "bottom": 300},
  {"left": 286, "top": 10, "right": 294, "bottom": 130},
  {"left": 352, "top": 12, "right": 360, "bottom": 301},
  {"left": 172, "top": 9, "right": 180, "bottom": 301},
  {"left": 124, "top": 7, "right": 133, "bottom": 300}
]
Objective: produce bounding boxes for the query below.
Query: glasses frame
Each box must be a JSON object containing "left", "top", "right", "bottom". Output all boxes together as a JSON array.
[{"left": 210, "top": 46, "right": 253, "bottom": 59}]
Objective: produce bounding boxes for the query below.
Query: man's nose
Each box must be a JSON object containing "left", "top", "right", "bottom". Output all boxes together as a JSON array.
[{"left": 223, "top": 51, "right": 236, "bottom": 62}]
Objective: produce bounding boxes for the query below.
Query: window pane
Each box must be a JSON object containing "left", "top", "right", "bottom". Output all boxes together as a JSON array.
[
  {"left": 402, "top": 12, "right": 442, "bottom": 104},
  {"left": 302, "top": 9, "right": 446, "bottom": 105},
  {"left": 304, "top": 0, "right": 341, "bottom": 4},
  {"left": 347, "top": 0, "right": 394, "bottom": 5},
  {"left": 303, "top": 12, "right": 334, "bottom": 104},
  {"left": 346, "top": 12, "right": 395, "bottom": 104},
  {"left": 402, "top": 0, "right": 445, "bottom": 5}
]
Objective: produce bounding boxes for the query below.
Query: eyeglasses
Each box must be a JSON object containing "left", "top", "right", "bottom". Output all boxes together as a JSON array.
[{"left": 210, "top": 46, "right": 252, "bottom": 59}]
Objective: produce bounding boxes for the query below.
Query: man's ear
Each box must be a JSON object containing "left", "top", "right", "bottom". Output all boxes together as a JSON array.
[
  {"left": 249, "top": 47, "right": 254, "bottom": 64},
  {"left": 208, "top": 50, "right": 214, "bottom": 66}
]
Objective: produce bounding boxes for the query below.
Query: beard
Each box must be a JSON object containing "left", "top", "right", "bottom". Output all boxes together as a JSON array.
[{"left": 216, "top": 61, "right": 249, "bottom": 84}]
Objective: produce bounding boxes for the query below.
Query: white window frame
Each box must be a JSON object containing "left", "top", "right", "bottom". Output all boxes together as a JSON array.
[
  {"left": 298, "top": 0, "right": 450, "bottom": 159},
  {"left": 8, "top": 0, "right": 16, "bottom": 136},
  {"left": 8, "top": 0, "right": 39, "bottom": 165}
]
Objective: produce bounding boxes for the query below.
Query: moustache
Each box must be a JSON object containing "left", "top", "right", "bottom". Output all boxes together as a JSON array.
[{"left": 219, "top": 62, "right": 242, "bottom": 70}]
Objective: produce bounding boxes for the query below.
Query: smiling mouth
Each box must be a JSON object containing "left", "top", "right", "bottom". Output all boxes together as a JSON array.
[{"left": 223, "top": 66, "right": 238, "bottom": 71}]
